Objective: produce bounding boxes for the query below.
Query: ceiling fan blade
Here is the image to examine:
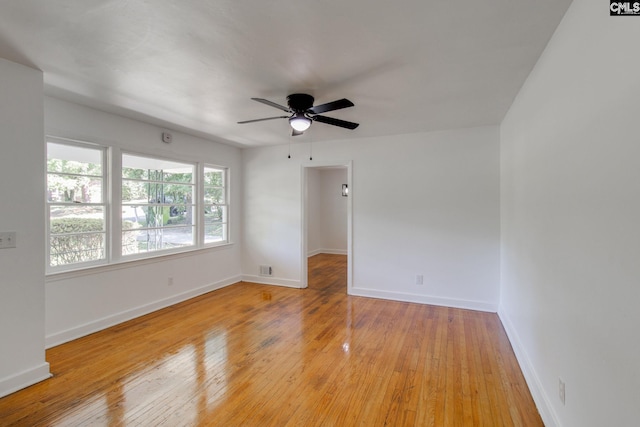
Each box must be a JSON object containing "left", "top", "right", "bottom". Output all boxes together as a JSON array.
[
  {"left": 292, "top": 129, "right": 304, "bottom": 137},
  {"left": 308, "top": 98, "right": 354, "bottom": 114},
  {"left": 237, "top": 116, "right": 288, "bottom": 124},
  {"left": 251, "top": 98, "right": 291, "bottom": 112},
  {"left": 313, "top": 115, "right": 359, "bottom": 130}
]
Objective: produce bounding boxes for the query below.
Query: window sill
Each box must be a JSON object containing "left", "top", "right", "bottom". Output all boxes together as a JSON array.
[{"left": 45, "top": 242, "right": 235, "bottom": 283}]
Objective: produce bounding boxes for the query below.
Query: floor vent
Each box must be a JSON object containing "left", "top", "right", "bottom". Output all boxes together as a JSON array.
[{"left": 259, "top": 265, "right": 273, "bottom": 276}]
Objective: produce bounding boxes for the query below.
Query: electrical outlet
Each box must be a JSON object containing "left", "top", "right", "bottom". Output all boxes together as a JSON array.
[
  {"left": 0, "top": 232, "right": 17, "bottom": 249},
  {"left": 415, "top": 274, "right": 424, "bottom": 285},
  {"left": 168, "top": 277, "right": 174, "bottom": 286},
  {"left": 559, "top": 378, "right": 565, "bottom": 405}
]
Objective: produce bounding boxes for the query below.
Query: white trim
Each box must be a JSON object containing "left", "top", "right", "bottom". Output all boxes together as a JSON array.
[
  {"left": 307, "top": 248, "right": 322, "bottom": 258},
  {"left": 45, "top": 275, "right": 242, "bottom": 348},
  {"left": 498, "top": 308, "right": 559, "bottom": 427},
  {"left": 241, "top": 275, "right": 302, "bottom": 289},
  {"left": 46, "top": 242, "right": 234, "bottom": 282},
  {"left": 301, "top": 166, "right": 309, "bottom": 288},
  {"left": 0, "top": 362, "right": 52, "bottom": 398},
  {"left": 46, "top": 138, "right": 109, "bottom": 275},
  {"left": 350, "top": 287, "right": 498, "bottom": 313},
  {"left": 307, "top": 248, "right": 348, "bottom": 257},
  {"left": 301, "top": 160, "right": 353, "bottom": 292},
  {"left": 201, "top": 164, "right": 230, "bottom": 246},
  {"left": 45, "top": 134, "right": 232, "bottom": 274}
]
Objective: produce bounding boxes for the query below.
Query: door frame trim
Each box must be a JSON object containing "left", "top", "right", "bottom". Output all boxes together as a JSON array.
[{"left": 300, "top": 160, "right": 353, "bottom": 292}]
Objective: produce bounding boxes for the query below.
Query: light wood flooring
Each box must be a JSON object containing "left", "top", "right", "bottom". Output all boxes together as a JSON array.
[{"left": 0, "top": 254, "right": 542, "bottom": 426}]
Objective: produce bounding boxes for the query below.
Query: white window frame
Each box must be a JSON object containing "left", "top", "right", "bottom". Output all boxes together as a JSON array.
[
  {"left": 120, "top": 152, "right": 197, "bottom": 260},
  {"left": 45, "top": 137, "right": 232, "bottom": 275},
  {"left": 202, "top": 164, "right": 230, "bottom": 246},
  {"left": 46, "top": 137, "right": 109, "bottom": 273}
]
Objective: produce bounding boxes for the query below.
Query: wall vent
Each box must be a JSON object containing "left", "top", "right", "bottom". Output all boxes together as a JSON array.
[{"left": 259, "top": 265, "right": 273, "bottom": 276}]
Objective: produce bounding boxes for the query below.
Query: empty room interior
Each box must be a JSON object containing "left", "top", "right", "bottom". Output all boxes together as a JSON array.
[{"left": 1, "top": 1, "right": 639, "bottom": 426}]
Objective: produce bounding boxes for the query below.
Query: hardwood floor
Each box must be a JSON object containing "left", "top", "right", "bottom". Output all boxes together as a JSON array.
[{"left": 0, "top": 254, "right": 542, "bottom": 426}]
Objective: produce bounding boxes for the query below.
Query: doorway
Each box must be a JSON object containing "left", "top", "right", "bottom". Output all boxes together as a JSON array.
[{"left": 301, "top": 161, "right": 352, "bottom": 293}]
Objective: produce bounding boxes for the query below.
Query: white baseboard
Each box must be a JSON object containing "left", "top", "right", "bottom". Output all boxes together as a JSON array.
[
  {"left": 0, "top": 362, "right": 51, "bottom": 398},
  {"left": 349, "top": 287, "right": 498, "bottom": 313},
  {"left": 307, "top": 248, "right": 322, "bottom": 257},
  {"left": 45, "top": 275, "right": 242, "bottom": 348},
  {"left": 307, "top": 249, "right": 348, "bottom": 257},
  {"left": 498, "top": 308, "right": 559, "bottom": 427},
  {"left": 242, "top": 275, "right": 302, "bottom": 288}
]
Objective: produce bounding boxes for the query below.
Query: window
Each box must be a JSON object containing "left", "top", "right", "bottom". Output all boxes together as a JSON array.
[
  {"left": 204, "top": 166, "right": 228, "bottom": 244},
  {"left": 122, "top": 154, "right": 195, "bottom": 256},
  {"left": 46, "top": 141, "right": 107, "bottom": 269},
  {"left": 46, "top": 137, "right": 230, "bottom": 273}
]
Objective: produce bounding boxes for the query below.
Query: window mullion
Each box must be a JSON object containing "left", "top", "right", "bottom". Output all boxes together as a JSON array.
[
  {"left": 110, "top": 146, "right": 122, "bottom": 263},
  {"left": 197, "top": 163, "right": 204, "bottom": 247}
]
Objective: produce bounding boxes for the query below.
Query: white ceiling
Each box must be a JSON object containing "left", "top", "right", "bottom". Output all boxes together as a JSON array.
[{"left": 0, "top": 0, "right": 572, "bottom": 148}]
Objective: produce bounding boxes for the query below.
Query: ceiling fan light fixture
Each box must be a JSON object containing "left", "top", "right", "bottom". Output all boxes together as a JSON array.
[{"left": 289, "top": 113, "right": 312, "bottom": 132}]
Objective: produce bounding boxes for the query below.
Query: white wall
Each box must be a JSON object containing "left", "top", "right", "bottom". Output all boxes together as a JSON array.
[
  {"left": 318, "top": 168, "right": 348, "bottom": 254},
  {"left": 44, "top": 97, "right": 243, "bottom": 347},
  {"left": 499, "top": 1, "right": 640, "bottom": 426},
  {"left": 307, "top": 168, "right": 348, "bottom": 256},
  {"left": 243, "top": 126, "right": 500, "bottom": 310},
  {"left": 307, "top": 167, "right": 322, "bottom": 255},
  {"left": 0, "top": 59, "right": 51, "bottom": 397}
]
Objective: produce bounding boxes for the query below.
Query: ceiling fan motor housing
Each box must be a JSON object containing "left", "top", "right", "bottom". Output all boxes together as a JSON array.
[{"left": 287, "top": 93, "right": 315, "bottom": 112}]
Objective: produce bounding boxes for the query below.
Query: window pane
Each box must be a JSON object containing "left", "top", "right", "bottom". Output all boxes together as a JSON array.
[
  {"left": 48, "top": 174, "right": 103, "bottom": 203},
  {"left": 203, "top": 166, "right": 227, "bottom": 245},
  {"left": 122, "top": 181, "right": 160, "bottom": 203},
  {"left": 166, "top": 205, "right": 192, "bottom": 226},
  {"left": 49, "top": 207, "right": 106, "bottom": 266},
  {"left": 122, "top": 205, "right": 145, "bottom": 229},
  {"left": 205, "top": 206, "right": 226, "bottom": 224},
  {"left": 204, "top": 168, "right": 224, "bottom": 186},
  {"left": 124, "top": 228, "right": 150, "bottom": 253},
  {"left": 48, "top": 143, "right": 102, "bottom": 175},
  {"left": 162, "top": 184, "right": 193, "bottom": 204},
  {"left": 47, "top": 140, "right": 106, "bottom": 270},
  {"left": 122, "top": 182, "right": 194, "bottom": 205},
  {"left": 122, "top": 166, "right": 149, "bottom": 180},
  {"left": 204, "top": 187, "right": 224, "bottom": 204},
  {"left": 50, "top": 206, "right": 105, "bottom": 232},
  {"left": 123, "top": 226, "right": 194, "bottom": 254},
  {"left": 122, "top": 180, "right": 147, "bottom": 203},
  {"left": 133, "top": 206, "right": 193, "bottom": 228},
  {"left": 142, "top": 206, "right": 163, "bottom": 228},
  {"left": 161, "top": 226, "right": 194, "bottom": 248},
  {"left": 205, "top": 224, "right": 225, "bottom": 244},
  {"left": 204, "top": 205, "right": 226, "bottom": 244},
  {"left": 122, "top": 154, "right": 193, "bottom": 180},
  {"left": 121, "top": 153, "right": 196, "bottom": 258},
  {"left": 50, "top": 233, "right": 105, "bottom": 266},
  {"left": 123, "top": 206, "right": 194, "bottom": 228},
  {"left": 164, "top": 172, "right": 193, "bottom": 183}
]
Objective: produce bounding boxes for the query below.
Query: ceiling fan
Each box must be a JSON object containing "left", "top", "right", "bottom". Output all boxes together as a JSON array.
[{"left": 238, "top": 93, "right": 359, "bottom": 136}]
